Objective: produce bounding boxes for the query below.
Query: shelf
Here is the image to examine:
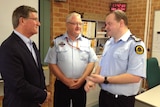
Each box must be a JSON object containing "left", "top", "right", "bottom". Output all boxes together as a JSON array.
[
  {"left": 97, "top": 31, "right": 106, "bottom": 35},
  {"left": 81, "top": 19, "right": 108, "bottom": 55},
  {"left": 96, "top": 36, "right": 110, "bottom": 39}
]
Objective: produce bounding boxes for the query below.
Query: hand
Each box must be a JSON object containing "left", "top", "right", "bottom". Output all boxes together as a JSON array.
[
  {"left": 87, "top": 74, "right": 104, "bottom": 83},
  {"left": 84, "top": 79, "right": 96, "bottom": 92},
  {"left": 44, "top": 90, "right": 51, "bottom": 103},
  {"left": 69, "top": 78, "right": 84, "bottom": 89},
  {"left": 40, "top": 90, "right": 51, "bottom": 106},
  {"left": 63, "top": 78, "right": 79, "bottom": 88}
]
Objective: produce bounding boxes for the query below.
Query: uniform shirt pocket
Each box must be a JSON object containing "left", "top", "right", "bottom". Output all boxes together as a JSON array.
[
  {"left": 113, "top": 48, "right": 129, "bottom": 61},
  {"left": 56, "top": 46, "right": 68, "bottom": 61},
  {"left": 79, "top": 47, "right": 90, "bottom": 61}
]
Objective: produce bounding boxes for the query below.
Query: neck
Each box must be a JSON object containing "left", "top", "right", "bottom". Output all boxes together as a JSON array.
[
  {"left": 68, "top": 33, "right": 79, "bottom": 41},
  {"left": 15, "top": 27, "right": 31, "bottom": 38},
  {"left": 114, "top": 28, "right": 128, "bottom": 42}
]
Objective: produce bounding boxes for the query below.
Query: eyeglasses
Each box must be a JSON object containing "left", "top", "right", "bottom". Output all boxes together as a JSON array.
[
  {"left": 67, "top": 22, "right": 83, "bottom": 26},
  {"left": 27, "top": 18, "right": 39, "bottom": 21}
]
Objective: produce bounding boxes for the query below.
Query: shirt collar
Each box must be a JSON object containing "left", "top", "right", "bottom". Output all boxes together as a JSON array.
[
  {"left": 119, "top": 30, "right": 132, "bottom": 42},
  {"left": 108, "top": 30, "right": 132, "bottom": 45},
  {"left": 64, "top": 32, "right": 82, "bottom": 40},
  {"left": 14, "top": 30, "right": 32, "bottom": 44}
]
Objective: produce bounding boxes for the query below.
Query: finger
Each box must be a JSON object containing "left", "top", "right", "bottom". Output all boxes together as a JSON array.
[
  {"left": 90, "top": 74, "right": 97, "bottom": 78},
  {"left": 88, "top": 77, "right": 95, "bottom": 82},
  {"left": 84, "top": 85, "right": 90, "bottom": 92}
]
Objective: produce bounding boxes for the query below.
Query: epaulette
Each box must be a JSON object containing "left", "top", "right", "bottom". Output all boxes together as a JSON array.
[
  {"left": 130, "top": 35, "right": 141, "bottom": 42},
  {"left": 54, "top": 34, "right": 63, "bottom": 39},
  {"left": 50, "top": 34, "right": 63, "bottom": 48},
  {"left": 82, "top": 35, "right": 89, "bottom": 39}
]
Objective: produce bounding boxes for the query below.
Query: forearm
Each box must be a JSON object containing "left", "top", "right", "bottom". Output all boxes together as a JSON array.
[
  {"left": 107, "top": 73, "right": 142, "bottom": 84},
  {"left": 88, "top": 73, "right": 142, "bottom": 84},
  {"left": 48, "top": 64, "right": 67, "bottom": 82},
  {"left": 80, "top": 62, "right": 95, "bottom": 81},
  {"left": 94, "top": 65, "right": 101, "bottom": 74}
]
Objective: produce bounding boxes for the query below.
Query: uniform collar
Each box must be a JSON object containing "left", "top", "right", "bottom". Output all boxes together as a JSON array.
[
  {"left": 119, "top": 30, "right": 132, "bottom": 42},
  {"left": 64, "top": 32, "right": 82, "bottom": 41},
  {"left": 109, "top": 30, "right": 132, "bottom": 45}
]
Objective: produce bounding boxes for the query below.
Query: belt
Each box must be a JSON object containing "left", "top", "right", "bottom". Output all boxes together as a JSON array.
[{"left": 101, "top": 89, "right": 135, "bottom": 99}]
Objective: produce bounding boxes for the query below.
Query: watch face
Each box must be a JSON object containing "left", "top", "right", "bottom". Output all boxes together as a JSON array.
[{"left": 104, "top": 77, "right": 109, "bottom": 84}]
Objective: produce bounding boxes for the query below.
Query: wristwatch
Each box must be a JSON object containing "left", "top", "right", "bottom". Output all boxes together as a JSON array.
[{"left": 103, "top": 76, "right": 109, "bottom": 84}]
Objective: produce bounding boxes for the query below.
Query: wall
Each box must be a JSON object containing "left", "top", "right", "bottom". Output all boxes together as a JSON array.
[
  {"left": 0, "top": 0, "right": 39, "bottom": 46},
  {"left": 51, "top": 0, "right": 147, "bottom": 40},
  {"left": 152, "top": 11, "right": 160, "bottom": 64},
  {"left": 149, "top": 0, "right": 160, "bottom": 59}
]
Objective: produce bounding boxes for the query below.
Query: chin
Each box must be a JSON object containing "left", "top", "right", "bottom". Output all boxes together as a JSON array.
[
  {"left": 33, "top": 31, "right": 38, "bottom": 34},
  {"left": 74, "top": 32, "right": 80, "bottom": 36}
]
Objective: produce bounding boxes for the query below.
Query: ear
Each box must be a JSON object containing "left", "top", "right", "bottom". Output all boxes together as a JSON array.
[
  {"left": 19, "top": 17, "right": 26, "bottom": 24},
  {"left": 119, "top": 19, "right": 125, "bottom": 27}
]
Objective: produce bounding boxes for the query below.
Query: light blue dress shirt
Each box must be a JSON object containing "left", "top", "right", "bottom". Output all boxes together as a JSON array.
[
  {"left": 14, "top": 30, "right": 38, "bottom": 64},
  {"left": 99, "top": 30, "right": 146, "bottom": 96},
  {"left": 45, "top": 33, "right": 97, "bottom": 79}
]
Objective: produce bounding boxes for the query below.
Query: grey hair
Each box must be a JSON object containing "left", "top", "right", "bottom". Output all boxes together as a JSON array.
[
  {"left": 12, "top": 5, "right": 37, "bottom": 29},
  {"left": 66, "top": 12, "right": 81, "bottom": 23}
]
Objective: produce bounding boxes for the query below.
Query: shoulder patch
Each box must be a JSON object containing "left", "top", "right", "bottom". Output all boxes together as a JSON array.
[
  {"left": 135, "top": 45, "right": 144, "bottom": 55},
  {"left": 130, "top": 35, "right": 141, "bottom": 42}
]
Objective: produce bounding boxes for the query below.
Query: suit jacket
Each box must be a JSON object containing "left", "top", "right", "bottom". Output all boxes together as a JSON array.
[{"left": 0, "top": 32, "right": 47, "bottom": 107}]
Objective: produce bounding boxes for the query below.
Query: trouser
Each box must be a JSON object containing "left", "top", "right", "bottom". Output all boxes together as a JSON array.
[
  {"left": 99, "top": 89, "right": 135, "bottom": 107},
  {"left": 54, "top": 80, "right": 86, "bottom": 107}
]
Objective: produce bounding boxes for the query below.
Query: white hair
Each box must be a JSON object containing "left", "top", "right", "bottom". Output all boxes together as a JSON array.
[{"left": 66, "top": 12, "right": 81, "bottom": 22}]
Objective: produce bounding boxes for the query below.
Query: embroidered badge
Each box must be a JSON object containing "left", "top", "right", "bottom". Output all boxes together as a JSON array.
[
  {"left": 59, "top": 42, "right": 65, "bottom": 47},
  {"left": 135, "top": 45, "right": 144, "bottom": 54}
]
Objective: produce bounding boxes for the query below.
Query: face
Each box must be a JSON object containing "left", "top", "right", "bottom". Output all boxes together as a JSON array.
[
  {"left": 66, "top": 15, "right": 82, "bottom": 37},
  {"left": 105, "top": 13, "right": 121, "bottom": 37},
  {"left": 23, "top": 12, "right": 40, "bottom": 37}
]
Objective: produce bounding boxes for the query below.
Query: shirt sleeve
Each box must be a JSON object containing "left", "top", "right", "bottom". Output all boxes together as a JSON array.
[
  {"left": 127, "top": 41, "right": 147, "bottom": 78},
  {"left": 88, "top": 47, "right": 98, "bottom": 63},
  {"left": 44, "top": 43, "right": 57, "bottom": 64}
]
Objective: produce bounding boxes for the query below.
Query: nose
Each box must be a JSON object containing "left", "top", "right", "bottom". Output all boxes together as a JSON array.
[
  {"left": 37, "top": 21, "right": 41, "bottom": 26},
  {"left": 105, "top": 24, "right": 107, "bottom": 30}
]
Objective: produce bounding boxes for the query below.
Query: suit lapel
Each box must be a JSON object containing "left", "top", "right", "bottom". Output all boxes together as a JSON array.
[{"left": 13, "top": 32, "right": 40, "bottom": 68}]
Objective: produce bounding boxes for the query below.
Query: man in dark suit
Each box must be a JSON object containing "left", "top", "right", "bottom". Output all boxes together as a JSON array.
[{"left": 0, "top": 5, "right": 51, "bottom": 107}]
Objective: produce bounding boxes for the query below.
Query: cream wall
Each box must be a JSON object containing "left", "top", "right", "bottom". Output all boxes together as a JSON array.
[{"left": 0, "top": 0, "right": 39, "bottom": 46}]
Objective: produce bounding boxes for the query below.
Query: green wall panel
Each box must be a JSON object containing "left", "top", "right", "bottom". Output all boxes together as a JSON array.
[{"left": 39, "top": 0, "right": 50, "bottom": 65}]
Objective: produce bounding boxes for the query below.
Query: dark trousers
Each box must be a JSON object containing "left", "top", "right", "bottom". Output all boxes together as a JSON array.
[
  {"left": 54, "top": 80, "right": 86, "bottom": 107},
  {"left": 99, "top": 89, "right": 135, "bottom": 107}
]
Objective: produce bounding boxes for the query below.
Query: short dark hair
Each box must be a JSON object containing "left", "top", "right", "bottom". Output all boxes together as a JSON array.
[
  {"left": 107, "top": 10, "right": 128, "bottom": 26},
  {"left": 12, "top": 5, "right": 37, "bottom": 29}
]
